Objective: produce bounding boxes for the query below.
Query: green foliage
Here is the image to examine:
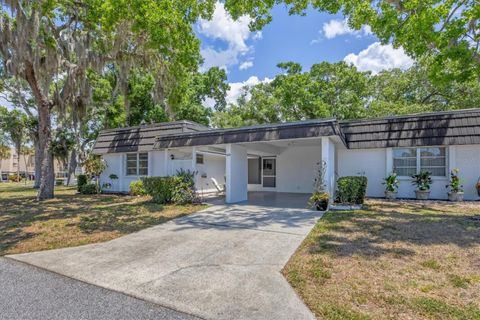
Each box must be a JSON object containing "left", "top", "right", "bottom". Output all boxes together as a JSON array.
[
  {"left": 142, "top": 170, "right": 198, "bottom": 204},
  {"left": 50, "top": 128, "right": 75, "bottom": 164},
  {"left": 412, "top": 171, "right": 432, "bottom": 191},
  {"left": 129, "top": 180, "right": 147, "bottom": 196},
  {"left": 83, "top": 155, "right": 107, "bottom": 177},
  {"left": 77, "top": 174, "right": 89, "bottom": 192},
  {"left": 79, "top": 183, "right": 99, "bottom": 195},
  {"left": 142, "top": 176, "right": 180, "bottom": 204},
  {"left": 308, "top": 192, "right": 329, "bottom": 211},
  {"left": 336, "top": 176, "right": 368, "bottom": 204},
  {"left": 8, "top": 174, "right": 22, "bottom": 182},
  {"left": 383, "top": 173, "right": 399, "bottom": 192},
  {"left": 55, "top": 179, "right": 64, "bottom": 186},
  {"left": 446, "top": 168, "right": 463, "bottom": 193}
]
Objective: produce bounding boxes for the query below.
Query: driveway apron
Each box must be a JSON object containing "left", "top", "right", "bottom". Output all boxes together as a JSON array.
[{"left": 9, "top": 198, "right": 321, "bottom": 320}]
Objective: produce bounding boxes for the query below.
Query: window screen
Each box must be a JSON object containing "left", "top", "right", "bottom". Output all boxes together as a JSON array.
[
  {"left": 420, "top": 147, "right": 446, "bottom": 176},
  {"left": 393, "top": 147, "right": 447, "bottom": 177},
  {"left": 126, "top": 153, "right": 148, "bottom": 176}
]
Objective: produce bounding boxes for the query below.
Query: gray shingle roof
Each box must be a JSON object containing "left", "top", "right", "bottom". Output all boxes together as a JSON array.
[
  {"left": 340, "top": 108, "right": 480, "bottom": 149},
  {"left": 92, "top": 108, "right": 480, "bottom": 153},
  {"left": 153, "top": 119, "right": 340, "bottom": 149},
  {"left": 92, "top": 121, "right": 209, "bottom": 154}
]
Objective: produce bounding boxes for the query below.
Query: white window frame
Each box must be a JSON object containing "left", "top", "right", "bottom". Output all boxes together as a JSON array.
[
  {"left": 125, "top": 152, "right": 148, "bottom": 176},
  {"left": 393, "top": 146, "right": 448, "bottom": 179}
]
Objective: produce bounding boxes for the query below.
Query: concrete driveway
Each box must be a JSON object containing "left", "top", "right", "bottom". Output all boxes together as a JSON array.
[{"left": 9, "top": 192, "right": 321, "bottom": 320}]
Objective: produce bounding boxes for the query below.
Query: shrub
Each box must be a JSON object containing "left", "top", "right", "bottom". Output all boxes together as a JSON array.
[
  {"left": 142, "top": 176, "right": 180, "bottom": 204},
  {"left": 79, "top": 183, "right": 99, "bottom": 194},
  {"left": 383, "top": 172, "right": 399, "bottom": 192},
  {"left": 55, "top": 179, "right": 64, "bottom": 186},
  {"left": 336, "top": 176, "right": 368, "bottom": 204},
  {"left": 77, "top": 174, "right": 88, "bottom": 192},
  {"left": 142, "top": 174, "right": 199, "bottom": 204},
  {"left": 129, "top": 180, "right": 146, "bottom": 196},
  {"left": 172, "top": 181, "right": 199, "bottom": 204},
  {"left": 8, "top": 174, "right": 21, "bottom": 182}
]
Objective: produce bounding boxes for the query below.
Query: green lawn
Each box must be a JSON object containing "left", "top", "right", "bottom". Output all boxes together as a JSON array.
[
  {"left": 283, "top": 199, "right": 480, "bottom": 320},
  {"left": 0, "top": 182, "right": 206, "bottom": 256}
]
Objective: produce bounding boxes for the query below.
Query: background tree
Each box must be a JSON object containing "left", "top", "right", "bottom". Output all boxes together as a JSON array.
[
  {"left": 226, "top": 0, "right": 480, "bottom": 83},
  {"left": 0, "top": 107, "right": 28, "bottom": 179},
  {"left": 0, "top": 0, "right": 217, "bottom": 200}
]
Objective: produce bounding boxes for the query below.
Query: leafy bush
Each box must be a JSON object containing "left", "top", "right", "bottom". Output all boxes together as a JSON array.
[
  {"left": 336, "top": 176, "right": 368, "bottom": 204},
  {"left": 175, "top": 168, "right": 196, "bottom": 187},
  {"left": 172, "top": 181, "right": 199, "bottom": 204},
  {"left": 308, "top": 191, "right": 329, "bottom": 211},
  {"left": 8, "top": 174, "right": 21, "bottom": 182},
  {"left": 55, "top": 179, "right": 64, "bottom": 186},
  {"left": 129, "top": 180, "right": 146, "bottom": 196},
  {"left": 142, "top": 176, "right": 180, "bottom": 203},
  {"left": 142, "top": 173, "right": 199, "bottom": 204},
  {"left": 77, "top": 174, "right": 88, "bottom": 192},
  {"left": 79, "top": 183, "right": 99, "bottom": 194}
]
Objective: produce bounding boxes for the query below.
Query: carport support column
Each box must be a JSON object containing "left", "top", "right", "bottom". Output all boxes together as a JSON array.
[
  {"left": 225, "top": 144, "right": 248, "bottom": 203},
  {"left": 321, "top": 137, "right": 336, "bottom": 198}
]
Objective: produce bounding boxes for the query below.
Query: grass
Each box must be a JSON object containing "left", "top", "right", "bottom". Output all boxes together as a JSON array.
[
  {"left": 283, "top": 199, "right": 480, "bottom": 320},
  {"left": 0, "top": 182, "right": 207, "bottom": 256}
]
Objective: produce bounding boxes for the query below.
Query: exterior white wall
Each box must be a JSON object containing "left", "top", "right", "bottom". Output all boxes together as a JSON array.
[
  {"left": 226, "top": 144, "right": 248, "bottom": 203},
  {"left": 338, "top": 145, "right": 480, "bottom": 201},
  {"left": 322, "top": 137, "right": 336, "bottom": 196},
  {"left": 196, "top": 154, "right": 226, "bottom": 193},
  {"left": 455, "top": 144, "right": 480, "bottom": 200},
  {"left": 276, "top": 145, "right": 321, "bottom": 193},
  {"left": 337, "top": 148, "right": 386, "bottom": 198}
]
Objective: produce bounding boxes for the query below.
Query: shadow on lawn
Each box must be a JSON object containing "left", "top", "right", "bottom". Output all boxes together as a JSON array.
[
  {"left": 0, "top": 190, "right": 168, "bottom": 254},
  {"left": 309, "top": 204, "right": 480, "bottom": 258}
]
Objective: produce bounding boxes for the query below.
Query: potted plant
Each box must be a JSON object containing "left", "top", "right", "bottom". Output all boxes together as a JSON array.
[
  {"left": 383, "top": 172, "right": 399, "bottom": 200},
  {"left": 446, "top": 169, "right": 464, "bottom": 201},
  {"left": 309, "top": 192, "right": 329, "bottom": 211},
  {"left": 411, "top": 171, "right": 432, "bottom": 200},
  {"left": 309, "top": 160, "right": 330, "bottom": 211}
]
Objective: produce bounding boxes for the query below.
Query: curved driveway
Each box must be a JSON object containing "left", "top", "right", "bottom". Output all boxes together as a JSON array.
[{"left": 9, "top": 193, "right": 321, "bottom": 320}]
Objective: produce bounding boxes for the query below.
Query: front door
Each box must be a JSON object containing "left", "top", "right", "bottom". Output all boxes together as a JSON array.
[{"left": 262, "top": 158, "right": 276, "bottom": 188}]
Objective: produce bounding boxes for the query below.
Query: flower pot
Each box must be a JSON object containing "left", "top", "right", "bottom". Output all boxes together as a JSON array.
[
  {"left": 385, "top": 190, "right": 397, "bottom": 200},
  {"left": 448, "top": 192, "right": 464, "bottom": 202},
  {"left": 415, "top": 190, "right": 430, "bottom": 200},
  {"left": 315, "top": 200, "right": 329, "bottom": 211}
]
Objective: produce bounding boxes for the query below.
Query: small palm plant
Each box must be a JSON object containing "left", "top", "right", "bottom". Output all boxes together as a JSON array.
[{"left": 383, "top": 173, "right": 399, "bottom": 199}]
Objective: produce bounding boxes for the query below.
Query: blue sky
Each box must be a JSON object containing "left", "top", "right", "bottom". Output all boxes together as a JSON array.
[{"left": 196, "top": 3, "right": 414, "bottom": 104}]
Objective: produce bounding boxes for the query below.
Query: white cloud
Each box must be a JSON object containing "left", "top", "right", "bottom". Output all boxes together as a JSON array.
[
  {"left": 226, "top": 76, "right": 272, "bottom": 105},
  {"left": 321, "top": 19, "right": 372, "bottom": 39},
  {"left": 239, "top": 61, "right": 254, "bottom": 70},
  {"left": 344, "top": 42, "right": 414, "bottom": 74},
  {"left": 198, "top": 2, "right": 260, "bottom": 71}
]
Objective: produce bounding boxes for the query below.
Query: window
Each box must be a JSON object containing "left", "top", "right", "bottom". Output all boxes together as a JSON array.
[
  {"left": 393, "top": 147, "right": 447, "bottom": 177},
  {"left": 126, "top": 153, "right": 148, "bottom": 176},
  {"left": 196, "top": 153, "right": 204, "bottom": 165}
]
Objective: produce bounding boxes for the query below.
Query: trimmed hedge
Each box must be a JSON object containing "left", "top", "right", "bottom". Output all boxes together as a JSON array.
[
  {"left": 142, "top": 175, "right": 198, "bottom": 204},
  {"left": 142, "top": 176, "right": 182, "bottom": 204},
  {"left": 336, "top": 176, "right": 368, "bottom": 204},
  {"left": 79, "top": 183, "right": 99, "bottom": 194},
  {"left": 77, "top": 174, "right": 88, "bottom": 192},
  {"left": 129, "top": 180, "right": 146, "bottom": 196}
]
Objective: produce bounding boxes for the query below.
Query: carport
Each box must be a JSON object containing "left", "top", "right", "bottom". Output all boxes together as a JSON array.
[{"left": 154, "top": 120, "right": 343, "bottom": 204}]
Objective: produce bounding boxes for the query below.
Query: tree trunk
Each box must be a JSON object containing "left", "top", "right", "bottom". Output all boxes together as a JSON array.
[
  {"left": 66, "top": 149, "right": 77, "bottom": 186},
  {"left": 36, "top": 101, "right": 55, "bottom": 200},
  {"left": 33, "top": 139, "right": 42, "bottom": 188},
  {"left": 16, "top": 145, "right": 20, "bottom": 182}
]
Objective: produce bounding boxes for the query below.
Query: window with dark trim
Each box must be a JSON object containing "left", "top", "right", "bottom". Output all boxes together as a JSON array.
[{"left": 126, "top": 153, "right": 148, "bottom": 176}]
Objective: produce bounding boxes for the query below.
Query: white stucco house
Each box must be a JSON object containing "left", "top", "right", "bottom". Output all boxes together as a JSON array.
[{"left": 93, "top": 108, "right": 480, "bottom": 203}]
